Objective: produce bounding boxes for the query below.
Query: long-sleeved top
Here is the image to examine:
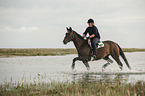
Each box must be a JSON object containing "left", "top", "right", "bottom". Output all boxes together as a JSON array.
[{"left": 83, "top": 25, "right": 101, "bottom": 40}]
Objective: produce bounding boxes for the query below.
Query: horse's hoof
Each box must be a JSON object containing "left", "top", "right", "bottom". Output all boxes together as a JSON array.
[
  {"left": 102, "top": 68, "right": 105, "bottom": 72},
  {"left": 87, "top": 67, "right": 90, "bottom": 70},
  {"left": 71, "top": 66, "right": 74, "bottom": 70},
  {"left": 120, "top": 67, "right": 123, "bottom": 70},
  {"left": 129, "top": 67, "right": 132, "bottom": 70},
  {"left": 102, "top": 65, "right": 106, "bottom": 69}
]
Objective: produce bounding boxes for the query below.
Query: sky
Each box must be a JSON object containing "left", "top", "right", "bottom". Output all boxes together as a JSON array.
[{"left": 0, "top": 0, "right": 145, "bottom": 48}]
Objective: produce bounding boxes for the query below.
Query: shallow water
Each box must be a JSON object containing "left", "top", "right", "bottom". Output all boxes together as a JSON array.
[{"left": 0, "top": 52, "right": 145, "bottom": 84}]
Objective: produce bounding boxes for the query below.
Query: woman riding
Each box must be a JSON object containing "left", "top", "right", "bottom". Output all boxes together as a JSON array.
[{"left": 83, "top": 18, "right": 101, "bottom": 60}]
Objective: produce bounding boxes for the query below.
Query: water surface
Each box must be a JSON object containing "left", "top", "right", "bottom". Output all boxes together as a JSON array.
[{"left": 0, "top": 52, "right": 145, "bottom": 84}]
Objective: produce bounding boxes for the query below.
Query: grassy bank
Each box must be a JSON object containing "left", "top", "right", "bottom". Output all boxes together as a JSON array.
[
  {"left": 0, "top": 48, "right": 77, "bottom": 57},
  {"left": 0, "top": 78, "right": 145, "bottom": 96},
  {"left": 0, "top": 48, "right": 145, "bottom": 57},
  {"left": 122, "top": 48, "right": 145, "bottom": 52}
]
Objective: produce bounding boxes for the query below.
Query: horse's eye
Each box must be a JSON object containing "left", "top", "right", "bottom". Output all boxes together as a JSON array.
[{"left": 65, "top": 33, "right": 69, "bottom": 35}]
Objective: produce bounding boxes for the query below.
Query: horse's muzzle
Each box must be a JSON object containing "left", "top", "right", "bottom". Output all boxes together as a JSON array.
[{"left": 63, "top": 40, "right": 67, "bottom": 44}]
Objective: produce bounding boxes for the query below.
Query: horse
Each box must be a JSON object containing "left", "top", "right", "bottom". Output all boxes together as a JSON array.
[{"left": 63, "top": 27, "right": 132, "bottom": 70}]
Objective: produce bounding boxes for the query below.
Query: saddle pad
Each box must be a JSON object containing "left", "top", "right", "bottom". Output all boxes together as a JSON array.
[{"left": 98, "top": 41, "right": 104, "bottom": 49}]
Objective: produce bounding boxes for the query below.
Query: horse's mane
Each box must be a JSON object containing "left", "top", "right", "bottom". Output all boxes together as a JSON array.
[
  {"left": 72, "top": 30, "right": 90, "bottom": 48},
  {"left": 73, "top": 31, "right": 86, "bottom": 40}
]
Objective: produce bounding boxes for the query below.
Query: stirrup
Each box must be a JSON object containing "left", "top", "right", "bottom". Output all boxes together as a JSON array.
[{"left": 91, "top": 55, "right": 96, "bottom": 61}]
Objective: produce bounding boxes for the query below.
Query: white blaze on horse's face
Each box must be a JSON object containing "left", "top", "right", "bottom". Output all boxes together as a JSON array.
[{"left": 63, "top": 27, "right": 74, "bottom": 44}]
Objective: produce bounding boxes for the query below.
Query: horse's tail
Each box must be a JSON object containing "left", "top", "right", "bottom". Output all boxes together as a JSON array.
[{"left": 117, "top": 44, "right": 132, "bottom": 70}]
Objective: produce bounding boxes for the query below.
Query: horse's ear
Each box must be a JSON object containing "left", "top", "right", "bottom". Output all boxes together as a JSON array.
[
  {"left": 66, "top": 27, "right": 69, "bottom": 31},
  {"left": 69, "top": 27, "right": 72, "bottom": 32}
]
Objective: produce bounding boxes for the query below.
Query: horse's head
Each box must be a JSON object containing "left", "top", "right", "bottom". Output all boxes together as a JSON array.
[{"left": 63, "top": 27, "right": 74, "bottom": 44}]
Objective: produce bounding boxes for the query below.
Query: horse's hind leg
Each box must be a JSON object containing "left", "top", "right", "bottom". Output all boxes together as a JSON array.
[
  {"left": 102, "top": 56, "right": 113, "bottom": 69},
  {"left": 115, "top": 58, "right": 123, "bottom": 70},
  {"left": 111, "top": 53, "right": 123, "bottom": 70}
]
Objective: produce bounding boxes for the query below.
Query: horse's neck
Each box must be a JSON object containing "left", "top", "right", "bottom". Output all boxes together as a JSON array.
[{"left": 72, "top": 33, "right": 88, "bottom": 51}]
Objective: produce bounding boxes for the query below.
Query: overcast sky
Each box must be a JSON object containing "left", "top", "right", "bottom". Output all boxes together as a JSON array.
[{"left": 0, "top": 0, "right": 145, "bottom": 48}]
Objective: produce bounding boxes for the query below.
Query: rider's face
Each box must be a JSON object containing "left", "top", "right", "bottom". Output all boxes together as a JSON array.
[{"left": 88, "top": 23, "right": 93, "bottom": 27}]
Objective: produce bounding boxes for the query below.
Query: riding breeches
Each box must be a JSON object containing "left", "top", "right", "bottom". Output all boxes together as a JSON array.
[{"left": 91, "top": 38, "right": 99, "bottom": 56}]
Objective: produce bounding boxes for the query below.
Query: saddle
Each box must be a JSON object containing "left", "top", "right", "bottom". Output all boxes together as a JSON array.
[
  {"left": 97, "top": 41, "right": 104, "bottom": 48},
  {"left": 87, "top": 39, "right": 104, "bottom": 49}
]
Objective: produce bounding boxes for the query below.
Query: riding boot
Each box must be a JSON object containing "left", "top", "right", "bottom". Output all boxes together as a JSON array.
[{"left": 91, "top": 55, "right": 96, "bottom": 61}]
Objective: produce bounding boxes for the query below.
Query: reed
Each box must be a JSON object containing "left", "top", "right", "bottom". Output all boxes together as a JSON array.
[
  {"left": 0, "top": 76, "right": 145, "bottom": 96},
  {"left": 0, "top": 48, "right": 145, "bottom": 57}
]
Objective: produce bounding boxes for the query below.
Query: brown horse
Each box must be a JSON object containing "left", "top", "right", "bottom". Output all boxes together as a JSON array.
[{"left": 63, "top": 27, "right": 131, "bottom": 70}]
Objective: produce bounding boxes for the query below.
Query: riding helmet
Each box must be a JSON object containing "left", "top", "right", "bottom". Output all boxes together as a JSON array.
[{"left": 87, "top": 18, "right": 94, "bottom": 23}]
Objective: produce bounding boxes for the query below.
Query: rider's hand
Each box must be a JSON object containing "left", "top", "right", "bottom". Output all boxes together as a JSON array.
[
  {"left": 86, "top": 37, "right": 90, "bottom": 39},
  {"left": 83, "top": 34, "right": 85, "bottom": 37}
]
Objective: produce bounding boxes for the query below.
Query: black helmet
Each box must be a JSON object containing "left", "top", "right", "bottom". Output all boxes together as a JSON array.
[{"left": 87, "top": 18, "right": 94, "bottom": 23}]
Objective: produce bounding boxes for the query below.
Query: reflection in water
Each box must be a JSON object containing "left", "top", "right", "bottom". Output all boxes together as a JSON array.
[
  {"left": 0, "top": 52, "right": 145, "bottom": 84},
  {"left": 71, "top": 73, "right": 130, "bottom": 84}
]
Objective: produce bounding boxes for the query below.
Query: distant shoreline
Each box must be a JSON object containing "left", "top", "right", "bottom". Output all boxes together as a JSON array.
[{"left": 0, "top": 48, "right": 145, "bottom": 57}]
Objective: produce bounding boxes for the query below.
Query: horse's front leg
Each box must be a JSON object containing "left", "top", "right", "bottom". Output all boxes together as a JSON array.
[
  {"left": 72, "top": 57, "right": 82, "bottom": 70},
  {"left": 82, "top": 61, "right": 90, "bottom": 70}
]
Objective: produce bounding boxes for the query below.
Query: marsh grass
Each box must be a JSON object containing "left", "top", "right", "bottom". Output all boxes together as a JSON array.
[
  {"left": 122, "top": 48, "right": 145, "bottom": 52},
  {"left": 0, "top": 48, "right": 145, "bottom": 57},
  {"left": 0, "top": 48, "right": 77, "bottom": 57},
  {"left": 0, "top": 75, "right": 145, "bottom": 96}
]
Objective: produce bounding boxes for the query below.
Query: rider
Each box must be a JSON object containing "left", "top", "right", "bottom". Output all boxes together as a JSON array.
[{"left": 83, "top": 18, "right": 101, "bottom": 60}]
